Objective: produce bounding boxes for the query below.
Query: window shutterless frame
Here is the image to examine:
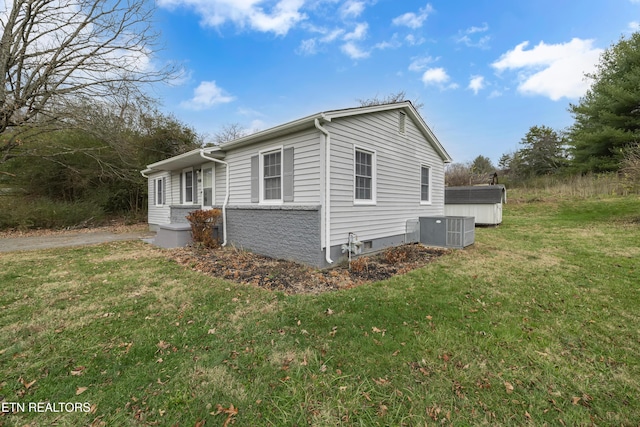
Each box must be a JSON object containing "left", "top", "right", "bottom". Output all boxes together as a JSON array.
[
  {"left": 182, "top": 167, "right": 195, "bottom": 204},
  {"left": 420, "top": 164, "right": 431, "bottom": 204},
  {"left": 154, "top": 177, "right": 165, "bottom": 206},
  {"left": 353, "top": 146, "right": 376, "bottom": 205},
  {"left": 201, "top": 165, "right": 214, "bottom": 208}
]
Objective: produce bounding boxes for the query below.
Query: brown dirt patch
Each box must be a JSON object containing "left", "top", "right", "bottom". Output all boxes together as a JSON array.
[
  {"left": 0, "top": 221, "right": 148, "bottom": 238},
  {"left": 168, "top": 244, "right": 450, "bottom": 295}
]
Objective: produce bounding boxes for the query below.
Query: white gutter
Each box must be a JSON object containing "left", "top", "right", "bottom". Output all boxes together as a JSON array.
[
  {"left": 200, "top": 150, "right": 230, "bottom": 247},
  {"left": 140, "top": 169, "right": 151, "bottom": 178},
  {"left": 314, "top": 117, "right": 333, "bottom": 264}
]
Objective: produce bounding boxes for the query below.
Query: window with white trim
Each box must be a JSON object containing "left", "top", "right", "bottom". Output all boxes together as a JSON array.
[
  {"left": 154, "top": 177, "right": 165, "bottom": 206},
  {"left": 420, "top": 165, "right": 431, "bottom": 203},
  {"left": 261, "top": 148, "right": 282, "bottom": 202},
  {"left": 354, "top": 147, "right": 375, "bottom": 203},
  {"left": 202, "top": 166, "right": 214, "bottom": 207},
  {"left": 182, "top": 168, "right": 195, "bottom": 204}
]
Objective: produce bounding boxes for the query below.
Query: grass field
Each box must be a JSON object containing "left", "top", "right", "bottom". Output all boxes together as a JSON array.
[{"left": 1, "top": 194, "right": 639, "bottom": 426}]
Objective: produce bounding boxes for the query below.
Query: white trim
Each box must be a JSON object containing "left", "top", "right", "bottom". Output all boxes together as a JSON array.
[
  {"left": 259, "top": 145, "right": 284, "bottom": 204},
  {"left": 201, "top": 163, "right": 215, "bottom": 209},
  {"left": 315, "top": 118, "right": 333, "bottom": 264},
  {"left": 200, "top": 150, "right": 229, "bottom": 247},
  {"left": 353, "top": 145, "right": 376, "bottom": 205},
  {"left": 182, "top": 167, "right": 195, "bottom": 205},
  {"left": 154, "top": 177, "right": 165, "bottom": 207},
  {"left": 420, "top": 163, "right": 432, "bottom": 205}
]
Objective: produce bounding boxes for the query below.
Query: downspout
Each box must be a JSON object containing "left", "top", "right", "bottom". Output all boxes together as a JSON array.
[
  {"left": 200, "top": 150, "right": 229, "bottom": 247},
  {"left": 314, "top": 117, "right": 333, "bottom": 264}
]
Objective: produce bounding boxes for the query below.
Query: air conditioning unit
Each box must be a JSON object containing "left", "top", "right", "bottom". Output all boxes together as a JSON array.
[
  {"left": 419, "top": 216, "right": 475, "bottom": 249},
  {"left": 405, "top": 218, "right": 420, "bottom": 243}
]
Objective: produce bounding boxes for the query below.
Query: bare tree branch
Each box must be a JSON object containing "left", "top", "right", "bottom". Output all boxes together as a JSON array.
[{"left": 0, "top": 0, "right": 178, "bottom": 162}]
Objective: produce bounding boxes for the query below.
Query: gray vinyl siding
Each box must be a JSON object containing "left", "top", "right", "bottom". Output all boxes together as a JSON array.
[
  {"left": 147, "top": 171, "right": 171, "bottom": 225},
  {"left": 223, "top": 127, "right": 321, "bottom": 205},
  {"left": 327, "top": 110, "right": 445, "bottom": 246}
]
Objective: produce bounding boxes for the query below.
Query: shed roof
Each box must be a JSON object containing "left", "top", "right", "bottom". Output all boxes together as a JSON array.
[{"left": 445, "top": 185, "right": 506, "bottom": 204}]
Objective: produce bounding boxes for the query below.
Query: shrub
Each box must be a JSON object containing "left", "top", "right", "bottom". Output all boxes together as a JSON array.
[
  {"left": 349, "top": 256, "right": 369, "bottom": 273},
  {"left": 383, "top": 246, "right": 409, "bottom": 264},
  {"left": 621, "top": 143, "right": 640, "bottom": 191},
  {"left": 186, "top": 209, "right": 222, "bottom": 248},
  {"left": 0, "top": 196, "right": 106, "bottom": 229}
]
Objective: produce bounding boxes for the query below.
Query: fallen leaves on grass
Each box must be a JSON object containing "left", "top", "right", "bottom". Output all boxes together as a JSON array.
[
  {"left": 18, "top": 377, "right": 36, "bottom": 393},
  {"left": 70, "top": 366, "right": 86, "bottom": 376},
  {"left": 505, "top": 381, "right": 514, "bottom": 394},
  {"left": 169, "top": 244, "right": 449, "bottom": 295},
  {"left": 211, "top": 404, "right": 238, "bottom": 426}
]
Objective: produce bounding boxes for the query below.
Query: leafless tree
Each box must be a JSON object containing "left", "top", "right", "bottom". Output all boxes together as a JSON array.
[
  {"left": 212, "top": 122, "right": 249, "bottom": 145},
  {"left": 356, "top": 91, "right": 424, "bottom": 110},
  {"left": 0, "top": 0, "right": 177, "bottom": 163},
  {"left": 621, "top": 142, "right": 640, "bottom": 188}
]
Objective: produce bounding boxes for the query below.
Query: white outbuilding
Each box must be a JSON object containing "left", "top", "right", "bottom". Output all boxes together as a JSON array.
[{"left": 444, "top": 185, "right": 507, "bottom": 226}]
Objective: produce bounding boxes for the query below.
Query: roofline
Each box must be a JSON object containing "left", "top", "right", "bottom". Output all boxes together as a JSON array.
[
  {"left": 216, "top": 112, "right": 325, "bottom": 151},
  {"left": 145, "top": 146, "right": 223, "bottom": 170},
  {"left": 216, "top": 101, "right": 452, "bottom": 163},
  {"left": 145, "top": 101, "right": 452, "bottom": 171}
]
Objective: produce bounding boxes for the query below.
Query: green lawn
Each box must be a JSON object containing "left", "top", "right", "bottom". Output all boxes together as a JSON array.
[{"left": 1, "top": 195, "right": 639, "bottom": 426}]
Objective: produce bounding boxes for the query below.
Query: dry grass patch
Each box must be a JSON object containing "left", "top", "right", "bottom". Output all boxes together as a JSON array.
[{"left": 190, "top": 365, "right": 248, "bottom": 402}]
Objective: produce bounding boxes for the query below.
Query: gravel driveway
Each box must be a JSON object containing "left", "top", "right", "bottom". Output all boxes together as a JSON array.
[{"left": 0, "top": 229, "right": 155, "bottom": 252}]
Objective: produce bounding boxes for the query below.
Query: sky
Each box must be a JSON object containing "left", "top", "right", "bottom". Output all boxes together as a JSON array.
[{"left": 149, "top": 0, "right": 640, "bottom": 164}]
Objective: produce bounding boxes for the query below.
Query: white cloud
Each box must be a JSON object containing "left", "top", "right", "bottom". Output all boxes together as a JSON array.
[
  {"left": 180, "top": 81, "right": 235, "bottom": 110},
  {"left": 468, "top": 75, "right": 485, "bottom": 94},
  {"left": 408, "top": 55, "right": 436, "bottom": 72},
  {"left": 343, "top": 22, "right": 368, "bottom": 41},
  {"left": 422, "top": 67, "right": 448, "bottom": 84},
  {"left": 295, "top": 26, "right": 345, "bottom": 56},
  {"left": 341, "top": 41, "right": 370, "bottom": 59},
  {"left": 340, "top": 0, "right": 365, "bottom": 18},
  {"left": 392, "top": 3, "right": 433, "bottom": 29},
  {"left": 629, "top": 21, "right": 640, "bottom": 31},
  {"left": 321, "top": 28, "right": 345, "bottom": 43},
  {"left": 405, "top": 34, "right": 425, "bottom": 46},
  {"left": 374, "top": 34, "right": 401, "bottom": 50},
  {"left": 492, "top": 38, "right": 603, "bottom": 101},
  {"left": 296, "top": 38, "right": 317, "bottom": 55},
  {"left": 455, "top": 23, "right": 490, "bottom": 49},
  {"left": 421, "top": 67, "right": 458, "bottom": 89},
  {"left": 157, "top": 0, "right": 306, "bottom": 36}
]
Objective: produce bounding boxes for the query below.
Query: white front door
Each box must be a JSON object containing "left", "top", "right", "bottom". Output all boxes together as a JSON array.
[{"left": 202, "top": 166, "right": 214, "bottom": 209}]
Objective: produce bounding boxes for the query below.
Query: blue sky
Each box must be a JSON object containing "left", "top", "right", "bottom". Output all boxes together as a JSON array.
[{"left": 150, "top": 0, "right": 640, "bottom": 164}]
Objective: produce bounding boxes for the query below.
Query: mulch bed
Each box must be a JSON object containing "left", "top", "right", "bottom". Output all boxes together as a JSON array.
[{"left": 169, "top": 243, "right": 450, "bottom": 295}]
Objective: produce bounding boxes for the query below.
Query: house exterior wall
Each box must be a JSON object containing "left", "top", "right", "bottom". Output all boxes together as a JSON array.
[
  {"left": 325, "top": 109, "right": 445, "bottom": 251},
  {"left": 219, "top": 127, "right": 321, "bottom": 205},
  {"left": 224, "top": 205, "right": 323, "bottom": 267},
  {"left": 147, "top": 171, "right": 171, "bottom": 228},
  {"left": 209, "top": 128, "right": 324, "bottom": 265}
]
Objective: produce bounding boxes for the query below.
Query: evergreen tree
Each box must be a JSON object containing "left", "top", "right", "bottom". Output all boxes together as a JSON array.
[
  {"left": 519, "top": 125, "right": 569, "bottom": 176},
  {"left": 569, "top": 32, "right": 640, "bottom": 172}
]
